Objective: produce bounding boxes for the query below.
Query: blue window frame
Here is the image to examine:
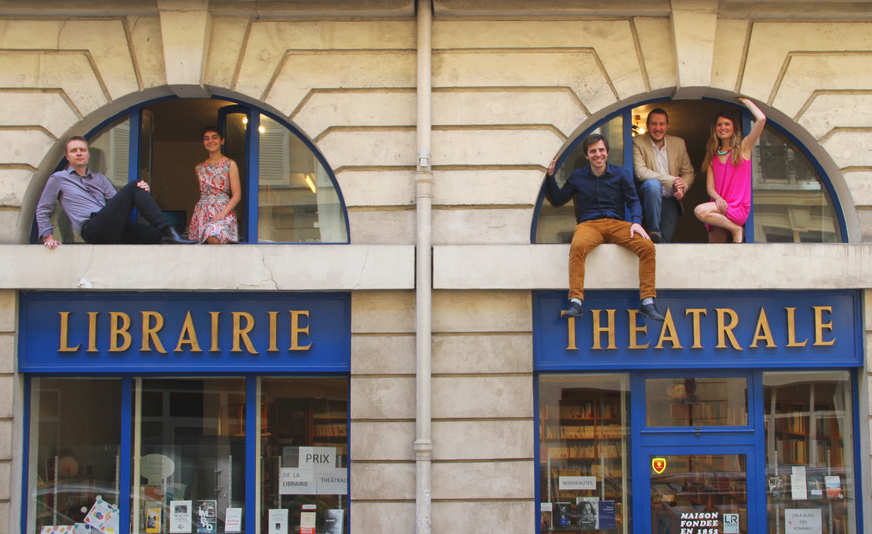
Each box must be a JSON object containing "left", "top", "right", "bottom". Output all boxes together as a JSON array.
[
  {"left": 532, "top": 100, "right": 846, "bottom": 244},
  {"left": 31, "top": 97, "right": 350, "bottom": 244}
]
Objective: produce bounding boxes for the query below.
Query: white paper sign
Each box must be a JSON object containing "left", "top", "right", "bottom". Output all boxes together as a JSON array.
[
  {"left": 317, "top": 468, "right": 348, "bottom": 495},
  {"left": 169, "top": 500, "right": 192, "bottom": 534},
  {"left": 791, "top": 466, "right": 808, "bottom": 500},
  {"left": 279, "top": 468, "right": 316, "bottom": 495},
  {"left": 723, "top": 513, "right": 740, "bottom": 534},
  {"left": 299, "top": 447, "right": 336, "bottom": 472},
  {"left": 559, "top": 476, "right": 597, "bottom": 491},
  {"left": 301, "top": 512, "right": 316, "bottom": 528},
  {"left": 785, "top": 509, "right": 822, "bottom": 534},
  {"left": 268, "top": 509, "right": 289, "bottom": 534},
  {"left": 224, "top": 508, "right": 243, "bottom": 533}
]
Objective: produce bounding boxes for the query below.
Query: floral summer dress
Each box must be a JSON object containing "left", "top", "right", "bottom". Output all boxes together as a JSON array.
[{"left": 188, "top": 159, "right": 238, "bottom": 243}]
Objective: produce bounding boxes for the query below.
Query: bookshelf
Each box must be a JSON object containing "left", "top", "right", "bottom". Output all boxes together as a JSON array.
[
  {"left": 764, "top": 379, "right": 853, "bottom": 534},
  {"left": 539, "top": 387, "right": 627, "bottom": 532}
]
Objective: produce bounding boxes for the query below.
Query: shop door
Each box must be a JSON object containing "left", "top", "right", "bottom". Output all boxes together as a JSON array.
[
  {"left": 636, "top": 374, "right": 762, "bottom": 534},
  {"left": 642, "top": 446, "right": 760, "bottom": 534}
]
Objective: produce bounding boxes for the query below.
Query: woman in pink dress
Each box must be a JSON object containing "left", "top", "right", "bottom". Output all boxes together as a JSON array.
[
  {"left": 188, "top": 126, "right": 241, "bottom": 244},
  {"left": 694, "top": 97, "right": 766, "bottom": 243}
]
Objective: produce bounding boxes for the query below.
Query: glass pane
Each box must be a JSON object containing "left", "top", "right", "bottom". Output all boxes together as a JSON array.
[
  {"left": 139, "top": 109, "right": 154, "bottom": 183},
  {"left": 133, "top": 378, "right": 246, "bottom": 534},
  {"left": 646, "top": 377, "right": 748, "bottom": 427},
  {"left": 650, "top": 454, "right": 747, "bottom": 534},
  {"left": 27, "top": 378, "right": 122, "bottom": 534},
  {"left": 257, "top": 115, "right": 348, "bottom": 243},
  {"left": 89, "top": 116, "right": 131, "bottom": 189},
  {"left": 539, "top": 374, "right": 630, "bottom": 533},
  {"left": 535, "top": 115, "right": 625, "bottom": 244},
  {"left": 764, "top": 372, "right": 856, "bottom": 534},
  {"left": 752, "top": 127, "right": 841, "bottom": 243},
  {"left": 260, "top": 377, "right": 348, "bottom": 534}
]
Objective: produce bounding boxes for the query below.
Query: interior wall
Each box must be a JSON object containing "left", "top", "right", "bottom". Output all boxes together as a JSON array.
[
  {"left": 630, "top": 100, "right": 735, "bottom": 244},
  {"left": 152, "top": 141, "right": 203, "bottom": 226}
]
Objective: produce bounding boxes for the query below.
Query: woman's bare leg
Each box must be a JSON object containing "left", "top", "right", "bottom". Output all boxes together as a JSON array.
[{"left": 695, "top": 202, "right": 744, "bottom": 243}]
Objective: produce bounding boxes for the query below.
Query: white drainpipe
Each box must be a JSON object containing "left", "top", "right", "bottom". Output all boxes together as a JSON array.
[{"left": 414, "top": 0, "right": 433, "bottom": 532}]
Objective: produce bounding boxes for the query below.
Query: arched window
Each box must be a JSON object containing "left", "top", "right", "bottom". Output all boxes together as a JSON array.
[
  {"left": 533, "top": 100, "right": 844, "bottom": 244},
  {"left": 33, "top": 97, "right": 349, "bottom": 244}
]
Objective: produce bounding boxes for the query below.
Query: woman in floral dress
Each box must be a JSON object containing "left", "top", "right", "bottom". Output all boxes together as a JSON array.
[{"left": 188, "top": 126, "right": 241, "bottom": 243}]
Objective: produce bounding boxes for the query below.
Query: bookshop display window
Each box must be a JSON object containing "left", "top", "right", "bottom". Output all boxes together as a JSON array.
[
  {"left": 132, "top": 378, "right": 247, "bottom": 534},
  {"left": 260, "top": 377, "right": 348, "bottom": 534},
  {"left": 764, "top": 371, "right": 856, "bottom": 534},
  {"left": 27, "top": 378, "right": 123, "bottom": 534},
  {"left": 25, "top": 376, "right": 350, "bottom": 534},
  {"left": 539, "top": 374, "right": 630, "bottom": 532}
]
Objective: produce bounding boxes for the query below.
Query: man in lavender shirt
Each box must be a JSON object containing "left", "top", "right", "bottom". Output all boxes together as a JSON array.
[{"left": 36, "top": 137, "right": 193, "bottom": 248}]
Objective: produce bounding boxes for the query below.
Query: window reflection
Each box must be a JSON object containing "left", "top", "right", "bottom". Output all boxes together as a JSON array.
[
  {"left": 133, "top": 378, "right": 246, "bottom": 534},
  {"left": 752, "top": 128, "right": 840, "bottom": 243},
  {"left": 258, "top": 115, "right": 347, "bottom": 243},
  {"left": 27, "top": 378, "right": 122, "bottom": 534}
]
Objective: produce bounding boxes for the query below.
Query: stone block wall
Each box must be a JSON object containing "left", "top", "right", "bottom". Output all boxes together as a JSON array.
[{"left": 0, "top": 2, "right": 871, "bottom": 534}]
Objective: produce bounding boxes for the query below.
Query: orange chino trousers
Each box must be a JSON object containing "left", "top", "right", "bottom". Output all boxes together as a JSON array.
[{"left": 568, "top": 218, "right": 656, "bottom": 301}]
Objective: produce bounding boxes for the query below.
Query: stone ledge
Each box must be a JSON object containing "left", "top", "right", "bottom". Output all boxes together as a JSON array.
[
  {"left": 434, "top": 243, "right": 872, "bottom": 291},
  {"left": 0, "top": 244, "right": 414, "bottom": 291}
]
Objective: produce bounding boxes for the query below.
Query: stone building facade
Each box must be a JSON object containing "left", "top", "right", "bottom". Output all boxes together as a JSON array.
[{"left": 0, "top": 1, "right": 871, "bottom": 533}]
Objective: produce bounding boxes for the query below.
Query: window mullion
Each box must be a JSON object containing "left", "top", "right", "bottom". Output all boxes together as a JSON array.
[
  {"left": 119, "top": 376, "right": 134, "bottom": 534},
  {"left": 247, "top": 113, "right": 260, "bottom": 244}
]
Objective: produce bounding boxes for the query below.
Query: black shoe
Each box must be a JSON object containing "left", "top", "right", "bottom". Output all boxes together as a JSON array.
[
  {"left": 649, "top": 231, "right": 662, "bottom": 244},
  {"left": 639, "top": 302, "right": 665, "bottom": 322},
  {"left": 562, "top": 301, "right": 584, "bottom": 318},
  {"left": 161, "top": 226, "right": 196, "bottom": 244}
]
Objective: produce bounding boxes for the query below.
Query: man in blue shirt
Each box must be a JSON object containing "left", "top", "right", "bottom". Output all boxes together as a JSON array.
[
  {"left": 545, "top": 134, "right": 664, "bottom": 321},
  {"left": 36, "top": 136, "right": 193, "bottom": 247}
]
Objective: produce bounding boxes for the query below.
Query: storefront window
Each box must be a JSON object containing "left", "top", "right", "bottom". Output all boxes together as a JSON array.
[
  {"left": 764, "top": 372, "right": 856, "bottom": 534},
  {"left": 27, "top": 378, "right": 122, "bottom": 534},
  {"left": 646, "top": 377, "right": 748, "bottom": 427},
  {"left": 260, "top": 377, "right": 349, "bottom": 534},
  {"left": 539, "top": 374, "right": 630, "bottom": 532},
  {"left": 132, "top": 378, "right": 247, "bottom": 534}
]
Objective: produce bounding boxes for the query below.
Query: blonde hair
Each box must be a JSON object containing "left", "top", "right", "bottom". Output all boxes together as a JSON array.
[{"left": 702, "top": 109, "right": 743, "bottom": 171}]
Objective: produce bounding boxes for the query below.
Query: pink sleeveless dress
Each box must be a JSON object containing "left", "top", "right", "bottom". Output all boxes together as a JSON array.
[{"left": 709, "top": 155, "right": 751, "bottom": 228}]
